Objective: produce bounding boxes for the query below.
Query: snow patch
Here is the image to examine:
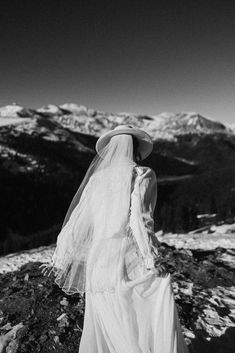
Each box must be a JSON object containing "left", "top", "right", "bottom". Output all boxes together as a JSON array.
[
  {"left": 157, "top": 222, "right": 235, "bottom": 250},
  {"left": 0, "top": 104, "right": 23, "bottom": 117},
  {"left": 59, "top": 103, "right": 88, "bottom": 116},
  {"left": 0, "top": 117, "right": 30, "bottom": 127},
  {"left": 37, "top": 104, "right": 61, "bottom": 115}
]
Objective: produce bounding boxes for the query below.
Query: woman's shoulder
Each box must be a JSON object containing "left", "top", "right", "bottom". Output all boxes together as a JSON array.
[{"left": 134, "top": 165, "right": 156, "bottom": 179}]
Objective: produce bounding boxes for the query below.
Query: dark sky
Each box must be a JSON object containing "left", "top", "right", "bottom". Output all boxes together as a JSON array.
[{"left": 0, "top": 0, "right": 235, "bottom": 124}]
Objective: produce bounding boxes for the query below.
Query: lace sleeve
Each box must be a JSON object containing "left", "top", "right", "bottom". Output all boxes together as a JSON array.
[{"left": 129, "top": 167, "right": 158, "bottom": 270}]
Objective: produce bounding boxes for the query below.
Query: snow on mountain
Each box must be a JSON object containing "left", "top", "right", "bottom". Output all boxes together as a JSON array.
[
  {"left": 159, "top": 112, "right": 229, "bottom": 137},
  {"left": 0, "top": 103, "right": 24, "bottom": 117},
  {"left": 0, "top": 103, "right": 33, "bottom": 127},
  {"left": 0, "top": 112, "right": 94, "bottom": 175},
  {"left": 228, "top": 123, "right": 235, "bottom": 133},
  {"left": 157, "top": 222, "right": 235, "bottom": 250},
  {"left": 37, "top": 104, "right": 62, "bottom": 116},
  {"left": 52, "top": 105, "right": 232, "bottom": 140},
  {"left": 59, "top": 103, "right": 90, "bottom": 116},
  {"left": 0, "top": 117, "right": 30, "bottom": 127},
  {"left": 0, "top": 103, "right": 233, "bottom": 141}
]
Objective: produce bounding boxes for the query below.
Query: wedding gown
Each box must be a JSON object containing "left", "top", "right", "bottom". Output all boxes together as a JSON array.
[{"left": 78, "top": 165, "right": 189, "bottom": 353}]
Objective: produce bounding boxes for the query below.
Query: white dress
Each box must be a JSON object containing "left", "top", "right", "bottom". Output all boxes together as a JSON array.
[{"left": 78, "top": 165, "right": 189, "bottom": 353}]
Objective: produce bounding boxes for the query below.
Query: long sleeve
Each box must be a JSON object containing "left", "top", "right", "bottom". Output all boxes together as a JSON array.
[{"left": 129, "top": 166, "right": 158, "bottom": 269}]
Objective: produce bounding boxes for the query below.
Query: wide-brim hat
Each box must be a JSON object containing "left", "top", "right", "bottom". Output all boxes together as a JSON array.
[{"left": 95, "top": 124, "right": 153, "bottom": 160}]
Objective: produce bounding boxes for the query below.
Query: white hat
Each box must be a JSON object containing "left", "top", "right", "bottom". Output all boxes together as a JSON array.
[{"left": 95, "top": 125, "right": 153, "bottom": 160}]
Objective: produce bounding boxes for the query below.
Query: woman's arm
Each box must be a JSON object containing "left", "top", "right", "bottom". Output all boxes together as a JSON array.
[{"left": 129, "top": 167, "right": 159, "bottom": 269}]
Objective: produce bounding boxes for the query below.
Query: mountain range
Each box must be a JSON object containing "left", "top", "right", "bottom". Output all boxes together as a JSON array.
[
  {"left": 1, "top": 102, "right": 234, "bottom": 137},
  {"left": 0, "top": 103, "right": 235, "bottom": 255}
]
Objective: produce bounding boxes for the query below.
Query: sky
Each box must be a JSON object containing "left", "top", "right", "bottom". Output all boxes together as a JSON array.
[{"left": 0, "top": 0, "right": 235, "bottom": 124}]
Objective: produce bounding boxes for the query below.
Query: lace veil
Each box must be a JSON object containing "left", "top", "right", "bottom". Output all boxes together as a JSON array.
[{"left": 51, "top": 133, "right": 137, "bottom": 295}]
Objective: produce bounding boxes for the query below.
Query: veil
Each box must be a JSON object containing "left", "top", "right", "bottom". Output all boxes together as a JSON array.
[{"left": 51, "top": 133, "right": 137, "bottom": 295}]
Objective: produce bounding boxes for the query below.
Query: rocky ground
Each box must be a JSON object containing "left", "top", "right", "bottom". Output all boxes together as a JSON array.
[{"left": 0, "top": 223, "right": 235, "bottom": 353}]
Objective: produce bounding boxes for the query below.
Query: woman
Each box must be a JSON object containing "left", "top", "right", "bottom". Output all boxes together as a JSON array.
[{"left": 40, "top": 125, "right": 188, "bottom": 353}]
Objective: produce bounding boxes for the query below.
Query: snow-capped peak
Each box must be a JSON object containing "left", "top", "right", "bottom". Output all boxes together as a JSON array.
[
  {"left": 37, "top": 104, "right": 61, "bottom": 115},
  {"left": 59, "top": 103, "right": 88, "bottom": 115},
  {"left": 228, "top": 123, "right": 235, "bottom": 132},
  {"left": 157, "top": 112, "right": 175, "bottom": 119},
  {"left": 171, "top": 112, "right": 228, "bottom": 133},
  {"left": 0, "top": 103, "right": 24, "bottom": 117}
]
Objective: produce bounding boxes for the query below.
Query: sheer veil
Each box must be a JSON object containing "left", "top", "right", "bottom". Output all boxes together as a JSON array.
[{"left": 51, "top": 134, "right": 137, "bottom": 295}]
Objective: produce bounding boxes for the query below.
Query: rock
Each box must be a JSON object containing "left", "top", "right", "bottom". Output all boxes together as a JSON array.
[
  {"left": 56, "top": 313, "right": 67, "bottom": 321},
  {"left": 222, "top": 297, "right": 235, "bottom": 306},
  {"left": 5, "top": 339, "right": 19, "bottom": 353},
  {"left": 228, "top": 308, "right": 235, "bottom": 321},
  {"left": 56, "top": 312, "right": 70, "bottom": 328},
  {"left": 54, "top": 335, "right": 60, "bottom": 343},
  {"left": 0, "top": 323, "right": 11, "bottom": 331},
  {"left": 0, "top": 323, "right": 24, "bottom": 353},
  {"left": 39, "top": 334, "right": 48, "bottom": 343},
  {"left": 179, "top": 282, "right": 193, "bottom": 296},
  {"left": 0, "top": 311, "right": 4, "bottom": 326},
  {"left": 24, "top": 273, "right": 29, "bottom": 281},
  {"left": 184, "top": 329, "right": 195, "bottom": 339},
  {"left": 60, "top": 297, "right": 69, "bottom": 306}
]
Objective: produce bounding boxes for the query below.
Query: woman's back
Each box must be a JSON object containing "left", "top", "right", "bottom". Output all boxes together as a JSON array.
[
  {"left": 86, "top": 164, "right": 158, "bottom": 293},
  {"left": 88, "top": 164, "right": 136, "bottom": 238}
]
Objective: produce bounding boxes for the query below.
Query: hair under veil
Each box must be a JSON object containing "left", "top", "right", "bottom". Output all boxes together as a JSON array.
[{"left": 51, "top": 134, "right": 137, "bottom": 295}]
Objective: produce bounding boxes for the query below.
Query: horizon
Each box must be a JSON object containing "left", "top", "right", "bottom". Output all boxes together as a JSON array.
[{"left": 0, "top": 101, "right": 233, "bottom": 126}]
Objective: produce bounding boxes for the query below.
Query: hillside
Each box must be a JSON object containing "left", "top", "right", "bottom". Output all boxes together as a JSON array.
[{"left": 0, "top": 103, "right": 235, "bottom": 255}]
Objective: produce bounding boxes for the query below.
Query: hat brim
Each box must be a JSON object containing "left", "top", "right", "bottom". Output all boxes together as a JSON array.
[{"left": 95, "top": 128, "right": 153, "bottom": 160}]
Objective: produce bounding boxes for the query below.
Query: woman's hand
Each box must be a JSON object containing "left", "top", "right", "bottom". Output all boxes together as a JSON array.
[
  {"left": 149, "top": 246, "right": 170, "bottom": 277},
  {"left": 151, "top": 253, "right": 170, "bottom": 277},
  {"left": 39, "top": 263, "right": 54, "bottom": 277},
  {"left": 152, "top": 263, "right": 169, "bottom": 278},
  {"left": 144, "top": 255, "right": 169, "bottom": 278}
]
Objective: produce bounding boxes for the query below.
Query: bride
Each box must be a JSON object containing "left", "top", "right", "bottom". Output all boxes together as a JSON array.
[{"left": 40, "top": 125, "right": 189, "bottom": 353}]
